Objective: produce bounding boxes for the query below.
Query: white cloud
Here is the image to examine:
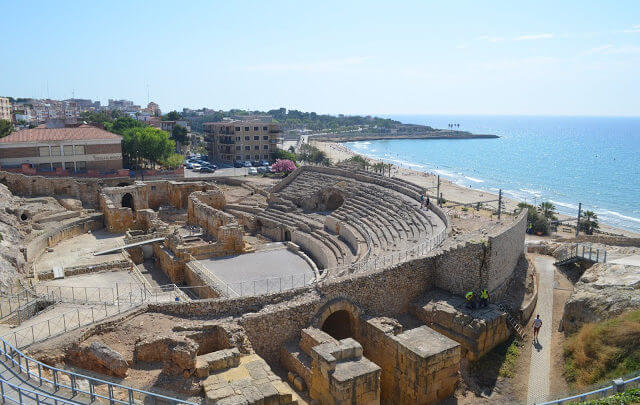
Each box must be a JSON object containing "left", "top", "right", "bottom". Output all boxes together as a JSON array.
[
  {"left": 621, "top": 24, "right": 640, "bottom": 33},
  {"left": 245, "top": 57, "right": 367, "bottom": 73},
  {"left": 514, "top": 33, "right": 554, "bottom": 41},
  {"left": 583, "top": 44, "right": 640, "bottom": 55},
  {"left": 476, "top": 35, "right": 504, "bottom": 43}
]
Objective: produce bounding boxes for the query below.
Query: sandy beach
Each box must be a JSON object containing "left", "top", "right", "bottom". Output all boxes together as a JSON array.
[{"left": 312, "top": 140, "right": 640, "bottom": 238}]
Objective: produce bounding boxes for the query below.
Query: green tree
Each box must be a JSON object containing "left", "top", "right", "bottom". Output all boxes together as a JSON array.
[
  {"left": 539, "top": 201, "right": 557, "bottom": 220},
  {"left": 162, "top": 153, "right": 184, "bottom": 169},
  {"left": 580, "top": 210, "right": 600, "bottom": 235},
  {"left": 274, "top": 148, "right": 297, "bottom": 162},
  {"left": 110, "top": 116, "right": 144, "bottom": 135},
  {"left": 171, "top": 124, "right": 189, "bottom": 144},
  {"left": 122, "top": 127, "right": 175, "bottom": 169},
  {"left": 164, "top": 111, "right": 181, "bottom": 121},
  {"left": 0, "top": 119, "right": 13, "bottom": 138}
]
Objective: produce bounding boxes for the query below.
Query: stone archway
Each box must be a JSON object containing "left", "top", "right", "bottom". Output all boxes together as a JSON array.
[
  {"left": 284, "top": 229, "right": 291, "bottom": 242},
  {"left": 321, "top": 310, "right": 354, "bottom": 340},
  {"left": 313, "top": 298, "right": 363, "bottom": 341},
  {"left": 121, "top": 193, "right": 135, "bottom": 211}
]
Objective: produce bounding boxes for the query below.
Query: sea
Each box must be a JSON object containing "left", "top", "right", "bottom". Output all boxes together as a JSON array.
[{"left": 342, "top": 115, "right": 640, "bottom": 234}]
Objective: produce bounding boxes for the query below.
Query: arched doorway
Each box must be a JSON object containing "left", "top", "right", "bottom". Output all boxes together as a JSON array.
[
  {"left": 321, "top": 310, "right": 354, "bottom": 340},
  {"left": 284, "top": 229, "right": 291, "bottom": 241},
  {"left": 121, "top": 193, "right": 135, "bottom": 211}
]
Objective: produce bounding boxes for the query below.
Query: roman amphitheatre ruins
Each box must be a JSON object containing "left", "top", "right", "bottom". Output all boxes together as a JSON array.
[{"left": 0, "top": 163, "right": 539, "bottom": 404}]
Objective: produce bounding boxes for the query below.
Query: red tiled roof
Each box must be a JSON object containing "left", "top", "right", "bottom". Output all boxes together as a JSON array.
[{"left": 0, "top": 125, "right": 122, "bottom": 143}]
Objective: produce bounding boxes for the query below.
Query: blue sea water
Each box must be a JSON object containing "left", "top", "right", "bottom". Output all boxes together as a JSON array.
[{"left": 343, "top": 115, "right": 640, "bottom": 233}]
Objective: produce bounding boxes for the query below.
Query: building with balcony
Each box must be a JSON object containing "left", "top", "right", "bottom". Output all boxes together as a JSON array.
[
  {"left": 203, "top": 121, "right": 281, "bottom": 164},
  {"left": 0, "top": 97, "right": 12, "bottom": 121}
]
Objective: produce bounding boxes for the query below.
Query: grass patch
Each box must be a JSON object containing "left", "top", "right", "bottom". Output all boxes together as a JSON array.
[
  {"left": 571, "top": 388, "right": 640, "bottom": 404},
  {"left": 472, "top": 337, "right": 521, "bottom": 378},
  {"left": 564, "top": 309, "right": 640, "bottom": 389}
]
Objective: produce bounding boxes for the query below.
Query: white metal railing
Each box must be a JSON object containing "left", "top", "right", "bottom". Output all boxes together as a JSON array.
[
  {"left": 556, "top": 243, "right": 607, "bottom": 264},
  {"left": 0, "top": 337, "right": 197, "bottom": 405},
  {"left": 539, "top": 373, "right": 640, "bottom": 404}
]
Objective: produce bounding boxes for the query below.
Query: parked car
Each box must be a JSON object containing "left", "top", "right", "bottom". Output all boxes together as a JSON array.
[
  {"left": 200, "top": 166, "right": 215, "bottom": 173},
  {"left": 243, "top": 161, "right": 252, "bottom": 168},
  {"left": 191, "top": 163, "right": 201, "bottom": 170},
  {"left": 233, "top": 161, "right": 244, "bottom": 168},
  {"left": 260, "top": 160, "right": 270, "bottom": 167},
  {"left": 248, "top": 167, "right": 258, "bottom": 175},
  {"left": 185, "top": 162, "right": 194, "bottom": 169},
  {"left": 257, "top": 166, "right": 268, "bottom": 174}
]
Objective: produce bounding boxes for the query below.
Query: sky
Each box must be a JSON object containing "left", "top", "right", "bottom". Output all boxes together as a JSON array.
[{"left": 1, "top": 1, "right": 639, "bottom": 116}]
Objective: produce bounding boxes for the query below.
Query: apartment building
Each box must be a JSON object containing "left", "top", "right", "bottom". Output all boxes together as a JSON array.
[
  {"left": 0, "top": 124, "right": 123, "bottom": 172},
  {"left": 0, "top": 97, "right": 11, "bottom": 121},
  {"left": 203, "top": 121, "right": 281, "bottom": 164}
]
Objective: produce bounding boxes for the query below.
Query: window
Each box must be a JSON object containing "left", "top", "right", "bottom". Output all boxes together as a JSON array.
[
  {"left": 235, "top": 146, "right": 241, "bottom": 150},
  {"left": 263, "top": 145, "right": 269, "bottom": 149},
  {"left": 244, "top": 126, "right": 249, "bottom": 131},
  {"left": 244, "top": 146, "right": 250, "bottom": 151},
  {"left": 263, "top": 126, "right": 268, "bottom": 131},
  {"left": 245, "top": 155, "right": 250, "bottom": 160},
  {"left": 254, "top": 126, "right": 259, "bottom": 131},
  {"left": 263, "top": 135, "right": 268, "bottom": 140},
  {"left": 38, "top": 147, "right": 50, "bottom": 157},
  {"left": 263, "top": 154, "right": 270, "bottom": 159},
  {"left": 51, "top": 146, "right": 61, "bottom": 156},
  {"left": 75, "top": 161, "right": 86, "bottom": 170},
  {"left": 254, "top": 155, "right": 260, "bottom": 160},
  {"left": 63, "top": 145, "right": 73, "bottom": 156},
  {"left": 235, "top": 136, "right": 240, "bottom": 141},
  {"left": 235, "top": 126, "right": 240, "bottom": 131},
  {"left": 244, "top": 136, "right": 250, "bottom": 141},
  {"left": 253, "top": 136, "right": 259, "bottom": 140},
  {"left": 236, "top": 155, "right": 241, "bottom": 160},
  {"left": 75, "top": 145, "right": 85, "bottom": 155}
]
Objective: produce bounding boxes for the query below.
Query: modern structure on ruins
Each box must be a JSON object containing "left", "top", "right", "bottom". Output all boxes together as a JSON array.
[
  {"left": 0, "top": 163, "right": 530, "bottom": 405},
  {"left": 203, "top": 121, "right": 281, "bottom": 163}
]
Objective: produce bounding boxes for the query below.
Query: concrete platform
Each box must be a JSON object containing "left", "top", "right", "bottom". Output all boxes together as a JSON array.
[
  {"left": 196, "top": 244, "right": 315, "bottom": 295},
  {"left": 35, "top": 230, "right": 126, "bottom": 274}
]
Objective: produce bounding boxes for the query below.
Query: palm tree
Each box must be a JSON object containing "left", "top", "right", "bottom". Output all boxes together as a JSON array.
[
  {"left": 580, "top": 210, "right": 599, "bottom": 235},
  {"left": 539, "top": 201, "right": 557, "bottom": 220}
]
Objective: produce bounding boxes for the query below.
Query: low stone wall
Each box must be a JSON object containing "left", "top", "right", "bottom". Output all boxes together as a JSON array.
[
  {"left": 38, "top": 259, "right": 132, "bottom": 280},
  {"left": 558, "top": 234, "right": 640, "bottom": 248},
  {"left": 0, "top": 171, "right": 128, "bottom": 208},
  {"left": 183, "top": 262, "right": 222, "bottom": 299},
  {"left": 24, "top": 214, "right": 104, "bottom": 262},
  {"left": 487, "top": 211, "right": 527, "bottom": 293}
]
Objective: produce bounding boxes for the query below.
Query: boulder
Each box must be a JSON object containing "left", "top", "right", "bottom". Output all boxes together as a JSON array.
[
  {"left": 563, "top": 262, "right": 640, "bottom": 334},
  {"left": 81, "top": 341, "right": 128, "bottom": 377}
]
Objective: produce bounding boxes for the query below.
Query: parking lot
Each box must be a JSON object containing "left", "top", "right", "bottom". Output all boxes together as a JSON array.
[{"left": 184, "top": 165, "right": 250, "bottom": 178}]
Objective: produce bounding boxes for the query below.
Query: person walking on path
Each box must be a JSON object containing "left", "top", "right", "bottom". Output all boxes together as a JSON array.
[
  {"left": 419, "top": 194, "right": 425, "bottom": 208},
  {"left": 533, "top": 314, "right": 543, "bottom": 342},
  {"left": 426, "top": 196, "right": 430, "bottom": 209}
]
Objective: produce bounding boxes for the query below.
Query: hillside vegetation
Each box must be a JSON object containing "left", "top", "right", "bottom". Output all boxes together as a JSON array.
[{"left": 564, "top": 309, "right": 640, "bottom": 388}]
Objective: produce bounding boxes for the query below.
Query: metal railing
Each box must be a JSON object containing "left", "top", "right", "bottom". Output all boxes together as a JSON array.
[
  {"left": 539, "top": 373, "right": 640, "bottom": 404},
  {"left": 33, "top": 283, "right": 185, "bottom": 306},
  {"left": 1, "top": 302, "right": 137, "bottom": 349},
  {"left": 556, "top": 243, "right": 607, "bottom": 264},
  {"left": 0, "top": 337, "right": 197, "bottom": 405},
  {"left": 0, "top": 291, "right": 40, "bottom": 321}
]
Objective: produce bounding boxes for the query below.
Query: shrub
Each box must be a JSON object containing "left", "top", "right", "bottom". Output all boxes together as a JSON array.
[
  {"left": 271, "top": 159, "right": 297, "bottom": 174},
  {"left": 564, "top": 309, "right": 640, "bottom": 388},
  {"left": 162, "top": 154, "right": 184, "bottom": 169}
]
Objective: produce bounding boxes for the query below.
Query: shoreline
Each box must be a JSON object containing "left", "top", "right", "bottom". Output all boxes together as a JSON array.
[{"left": 312, "top": 140, "right": 640, "bottom": 238}]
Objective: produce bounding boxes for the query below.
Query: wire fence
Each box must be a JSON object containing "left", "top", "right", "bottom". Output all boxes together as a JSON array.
[
  {"left": 0, "top": 291, "right": 39, "bottom": 321},
  {"left": 0, "top": 337, "right": 197, "bottom": 405}
]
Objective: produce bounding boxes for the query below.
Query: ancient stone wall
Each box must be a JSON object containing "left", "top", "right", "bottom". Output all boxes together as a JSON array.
[
  {"left": 24, "top": 213, "right": 104, "bottom": 262},
  {"left": 486, "top": 211, "right": 527, "bottom": 293},
  {"left": 187, "top": 191, "right": 243, "bottom": 254},
  {"left": 0, "top": 171, "right": 130, "bottom": 207}
]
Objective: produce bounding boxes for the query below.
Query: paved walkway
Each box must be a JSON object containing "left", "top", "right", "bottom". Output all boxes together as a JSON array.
[{"left": 527, "top": 256, "right": 555, "bottom": 404}]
